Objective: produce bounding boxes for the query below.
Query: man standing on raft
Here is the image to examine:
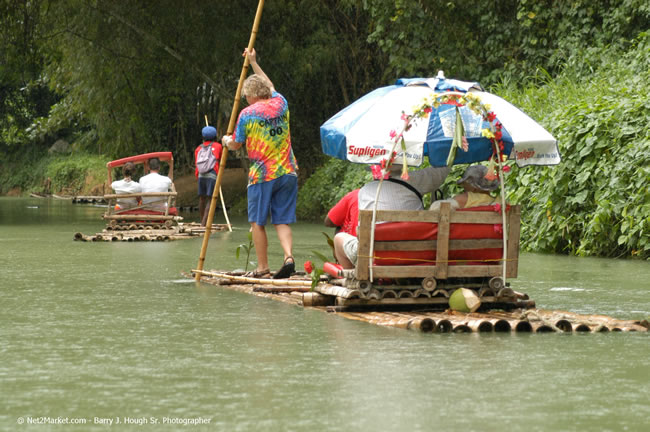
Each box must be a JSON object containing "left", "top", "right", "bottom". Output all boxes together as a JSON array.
[{"left": 222, "top": 48, "right": 298, "bottom": 279}]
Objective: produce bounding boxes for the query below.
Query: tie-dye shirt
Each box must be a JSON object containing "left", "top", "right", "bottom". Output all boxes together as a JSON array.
[{"left": 234, "top": 91, "right": 298, "bottom": 185}]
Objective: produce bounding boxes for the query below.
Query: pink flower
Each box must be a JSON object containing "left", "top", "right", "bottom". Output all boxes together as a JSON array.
[
  {"left": 400, "top": 113, "right": 408, "bottom": 121},
  {"left": 304, "top": 261, "right": 314, "bottom": 274},
  {"left": 493, "top": 224, "right": 503, "bottom": 234},
  {"left": 389, "top": 130, "right": 397, "bottom": 139},
  {"left": 494, "top": 203, "right": 502, "bottom": 212},
  {"left": 371, "top": 165, "right": 389, "bottom": 180},
  {"left": 400, "top": 170, "right": 410, "bottom": 180},
  {"left": 502, "top": 165, "right": 511, "bottom": 173},
  {"left": 461, "top": 136, "right": 469, "bottom": 152}
]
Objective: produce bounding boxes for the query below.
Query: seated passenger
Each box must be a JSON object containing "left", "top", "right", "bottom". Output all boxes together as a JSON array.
[
  {"left": 325, "top": 189, "right": 359, "bottom": 264},
  {"left": 139, "top": 157, "right": 173, "bottom": 211},
  {"left": 111, "top": 162, "right": 141, "bottom": 210},
  {"left": 430, "top": 164, "right": 499, "bottom": 211},
  {"left": 335, "top": 164, "right": 451, "bottom": 269},
  {"left": 325, "top": 189, "right": 360, "bottom": 236}
]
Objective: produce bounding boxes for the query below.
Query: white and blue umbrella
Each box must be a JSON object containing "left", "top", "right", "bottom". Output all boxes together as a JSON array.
[{"left": 320, "top": 74, "right": 560, "bottom": 167}]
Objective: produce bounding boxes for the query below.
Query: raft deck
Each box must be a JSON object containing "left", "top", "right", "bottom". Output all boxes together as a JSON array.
[{"left": 189, "top": 270, "right": 648, "bottom": 334}]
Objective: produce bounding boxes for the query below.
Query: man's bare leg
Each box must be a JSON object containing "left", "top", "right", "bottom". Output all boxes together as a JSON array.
[
  {"left": 334, "top": 234, "right": 355, "bottom": 269},
  {"left": 251, "top": 222, "right": 269, "bottom": 271},
  {"left": 274, "top": 224, "right": 293, "bottom": 262}
]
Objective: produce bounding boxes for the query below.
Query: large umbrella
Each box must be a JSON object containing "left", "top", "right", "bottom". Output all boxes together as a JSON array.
[
  {"left": 319, "top": 73, "right": 560, "bottom": 283},
  {"left": 320, "top": 73, "right": 560, "bottom": 168}
]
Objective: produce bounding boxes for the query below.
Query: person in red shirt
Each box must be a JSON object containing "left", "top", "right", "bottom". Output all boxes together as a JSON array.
[
  {"left": 194, "top": 126, "right": 223, "bottom": 226},
  {"left": 324, "top": 189, "right": 359, "bottom": 263}
]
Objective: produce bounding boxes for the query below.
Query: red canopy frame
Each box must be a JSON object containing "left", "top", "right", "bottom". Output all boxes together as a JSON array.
[{"left": 107, "top": 151, "right": 174, "bottom": 183}]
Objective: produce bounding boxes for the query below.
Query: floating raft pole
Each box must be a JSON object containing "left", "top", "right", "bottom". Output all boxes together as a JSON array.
[
  {"left": 189, "top": 270, "right": 648, "bottom": 333},
  {"left": 74, "top": 222, "right": 228, "bottom": 242}
]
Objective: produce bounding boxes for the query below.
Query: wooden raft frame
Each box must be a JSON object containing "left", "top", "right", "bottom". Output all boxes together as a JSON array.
[
  {"left": 103, "top": 151, "right": 179, "bottom": 223},
  {"left": 355, "top": 203, "right": 521, "bottom": 281}
]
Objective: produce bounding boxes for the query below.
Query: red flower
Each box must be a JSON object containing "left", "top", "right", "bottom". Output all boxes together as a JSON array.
[
  {"left": 494, "top": 130, "right": 502, "bottom": 140},
  {"left": 503, "top": 165, "right": 511, "bottom": 173},
  {"left": 494, "top": 203, "right": 502, "bottom": 212},
  {"left": 493, "top": 224, "right": 503, "bottom": 234},
  {"left": 487, "top": 112, "right": 497, "bottom": 122},
  {"left": 304, "top": 261, "right": 314, "bottom": 274},
  {"left": 423, "top": 107, "right": 433, "bottom": 114}
]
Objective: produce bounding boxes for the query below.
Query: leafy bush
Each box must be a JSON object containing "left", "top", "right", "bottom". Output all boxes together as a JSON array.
[
  {"left": 296, "top": 158, "right": 371, "bottom": 221},
  {"left": 45, "top": 154, "right": 107, "bottom": 195},
  {"left": 497, "top": 33, "right": 650, "bottom": 259}
]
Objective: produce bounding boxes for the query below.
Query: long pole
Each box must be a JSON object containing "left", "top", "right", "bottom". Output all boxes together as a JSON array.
[
  {"left": 204, "top": 115, "right": 233, "bottom": 232},
  {"left": 195, "top": 0, "right": 265, "bottom": 281}
]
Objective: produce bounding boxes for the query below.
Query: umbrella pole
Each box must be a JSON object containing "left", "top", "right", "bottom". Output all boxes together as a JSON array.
[
  {"left": 494, "top": 146, "right": 508, "bottom": 282},
  {"left": 195, "top": 0, "right": 265, "bottom": 281}
]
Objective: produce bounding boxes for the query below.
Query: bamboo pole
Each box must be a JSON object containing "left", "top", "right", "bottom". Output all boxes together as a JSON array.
[
  {"left": 195, "top": 0, "right": 265, "bottom": 281},
  {"left": 204, "top": 115, "right": 232, "bottom": 232},
  {"left": 193, "top": 269, "right": 312, "bottom": 287}
]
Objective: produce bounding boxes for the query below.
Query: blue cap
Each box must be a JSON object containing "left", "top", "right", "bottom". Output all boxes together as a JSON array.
[{"left": 202, "top": 126, "right": 217, "bottom": 140}]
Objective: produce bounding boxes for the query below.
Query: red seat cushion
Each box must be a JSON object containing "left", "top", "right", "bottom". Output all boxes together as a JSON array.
[{"left": 372, "top": 205, "right": 506, "bottom": 266}]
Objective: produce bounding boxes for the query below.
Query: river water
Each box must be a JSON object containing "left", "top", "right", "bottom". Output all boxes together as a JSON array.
[{"left": 1, "top": 197, "right": 648, "bottom": 432}]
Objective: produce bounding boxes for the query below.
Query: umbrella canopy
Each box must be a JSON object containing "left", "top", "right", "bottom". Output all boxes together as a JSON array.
[{"left": 320, "top": 74, "right": 560, "bottom": 167}]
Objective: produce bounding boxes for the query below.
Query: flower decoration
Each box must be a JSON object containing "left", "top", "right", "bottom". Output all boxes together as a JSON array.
[{"left": 402, "top": 92, "right": 513, "bottom": 180}]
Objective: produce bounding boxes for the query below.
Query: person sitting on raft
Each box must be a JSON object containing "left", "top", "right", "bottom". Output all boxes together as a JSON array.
[
  {"left": 429, "top": 164, "right": 499, "bottom": 211},
  {"left": 334, "top": 163, "right": 451, "bottom": 269},
  {"left": 111, "top": 161, "right": 141, "bottom": 210},
  {"left": 139, "top": 157, "right": 173, "bottom": 211}
]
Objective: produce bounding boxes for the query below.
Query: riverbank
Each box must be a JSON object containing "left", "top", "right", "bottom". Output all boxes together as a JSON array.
[{"left": 4, "top": 166, "right": 249, "bottom": 210}]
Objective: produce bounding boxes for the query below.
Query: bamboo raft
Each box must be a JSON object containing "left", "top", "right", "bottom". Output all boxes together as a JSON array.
[
  {"left": 72, "top": 195, "right": 107, "bottom": 204},
  {"left": 188, "top": 269, "right": 648, "bottom": 334},
  {"left": 74, "top": 222, "right": 227, "bottom": 242}
]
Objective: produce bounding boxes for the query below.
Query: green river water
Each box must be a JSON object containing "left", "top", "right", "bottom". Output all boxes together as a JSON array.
[{"left": 1, "top": 197, "right": 648, "bottom": 432}]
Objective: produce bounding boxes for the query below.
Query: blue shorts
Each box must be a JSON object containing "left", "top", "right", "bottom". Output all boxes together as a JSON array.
[
  {"left": 248, "top": 174, "right": 298, "bottom": 226},
  {"left": 198, "top": 176, "right": 216, "bottom": 197}
]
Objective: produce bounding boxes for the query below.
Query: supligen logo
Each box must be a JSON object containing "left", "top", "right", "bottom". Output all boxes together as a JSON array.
[{"left": 348, "top": 146, "right": 388, "bottom": 158}]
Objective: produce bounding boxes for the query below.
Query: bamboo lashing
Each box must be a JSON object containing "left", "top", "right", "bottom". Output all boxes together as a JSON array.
[
  {"left": 196, "top": 0, "right": 266, "bottom": 281},
  {"left": 204, "top": 114, "right": 232, "bottom": 232}
]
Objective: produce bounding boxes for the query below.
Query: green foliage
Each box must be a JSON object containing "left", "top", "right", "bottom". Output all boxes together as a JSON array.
[
  {"left": 296, "top": 158, "right": 370, "bottom": 221},
  {"left": 235, "top": 231, "right": 256, "bottom": 272},
  {"left": 365, "top": 0, "right": 650, "bottom": 86},
  {"left": 497, "top": 33, "right": 650, "bottom": 259},
  {"left": 45, "top": 154, "right": 106, "bottom": 195},
  {"left": 0, "top": 150, "right": 106, "bottom": 196},
  {"left": 321, "top": 232, "right": 336, "bottom": 262}
]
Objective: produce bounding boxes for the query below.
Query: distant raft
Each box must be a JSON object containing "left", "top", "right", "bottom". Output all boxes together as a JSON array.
[
  {"left": 188, "top": 269, "right": 648, "bottom": 334},
  {"left": 74, "top": 222, "right": 227, "bottom": 242}
]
